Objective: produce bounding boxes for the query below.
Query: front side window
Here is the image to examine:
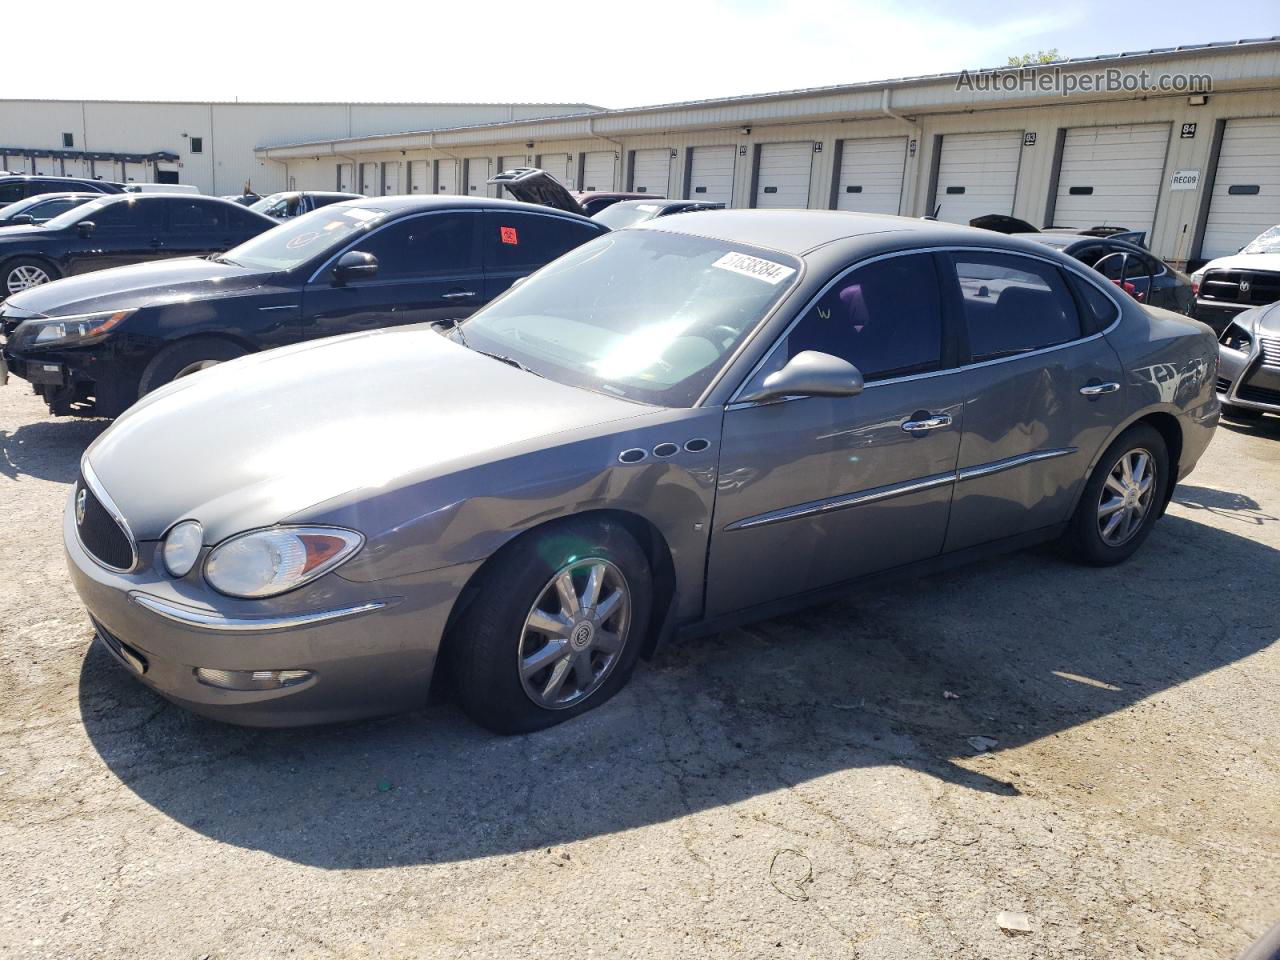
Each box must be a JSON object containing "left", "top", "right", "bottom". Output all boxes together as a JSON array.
[
  {"left": 26, "top": 197, "right": 87, "bottom": 221},
  {"left": 66, "top": 197, "right": 163, "bottom": 231},
  {"left": 222, "top": 205, "right": 389, "bottom": 272},
  {"left": 459, "top": 230, "right": 800, "bottom": 407},
  {"left": 756, "top": 253, "right": 944, "bottom": 384},
  {"left": 484, "top": 211, "right": 603, "bottom": 271},
  {"left": 348, "top": 213, "right": 478, "bottom": 280},
  {"left": 948, "top": 252, "right": 1082, "bottom": 362},
  {"left": 0, "top": 183, "right": 23, "bottom": 204}
]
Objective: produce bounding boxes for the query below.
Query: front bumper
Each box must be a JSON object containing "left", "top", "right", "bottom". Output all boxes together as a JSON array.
[
  {"left": 1193, "top": 299, "right": 1250, "bottom": 334},
  {"left": 65, "top": 496, "right": 481, "bottom": 726},
  {"left": 1218, "top": 342, "right": 1280, "bottom": 413}
]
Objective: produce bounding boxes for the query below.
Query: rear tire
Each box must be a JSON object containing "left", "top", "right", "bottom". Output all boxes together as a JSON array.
[
  {"left": 451, "top": 517, "right": 652, "bottom": 734},
  {"left": 137, "top": 338, "right": 248, "bottom": 397},
  {"left": 3, "top": 257, "right": 59, "bottom": 295},
  {"left": 1066, "top": 423, "right": 1170, "bottom": 566},
  {"left": 1221, "top": 403, "right": 1263, "bottom": 422}
]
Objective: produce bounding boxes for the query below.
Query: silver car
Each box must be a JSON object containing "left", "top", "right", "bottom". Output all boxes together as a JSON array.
[
  {"left": 65, "top": 211, "right": 1220, "bottom": 732},
  {"left": 1217, "top": 300, "right": 1280, "bottom": 422}
]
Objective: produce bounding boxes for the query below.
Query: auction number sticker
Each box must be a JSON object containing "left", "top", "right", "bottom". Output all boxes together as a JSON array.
[
  {"left": 500, "top": 226, "right": 519, "bottom": 245},
  {"left": 712, "top": 252, "right": 796, "bottom": 285}
]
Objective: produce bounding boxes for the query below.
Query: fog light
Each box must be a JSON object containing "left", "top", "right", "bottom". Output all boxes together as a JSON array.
[
  {"left": 195, "top": 667, "right": 313, "bottom": 690},
  {"left": 162, "top": 520, "right": 204, "bottom": 578}
]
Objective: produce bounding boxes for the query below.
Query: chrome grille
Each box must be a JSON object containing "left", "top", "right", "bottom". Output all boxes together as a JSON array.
[
  {"left": 75, "top": 474, "right": 136, "bottom": 571},
  {"left": 1260, "top": 338, "right": 1280, "bottom": 368},
  {"left": 1199, "top": 270, "right": 1280, "bottom": 308}
]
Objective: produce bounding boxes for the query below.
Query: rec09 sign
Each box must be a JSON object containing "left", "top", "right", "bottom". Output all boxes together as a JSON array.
[{"left": 1169, "top": 169, "right": 1200, "bottom": 191}]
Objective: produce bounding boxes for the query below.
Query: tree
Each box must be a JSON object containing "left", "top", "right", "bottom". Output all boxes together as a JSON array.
[{"left": 1007, "top": 49, "right": 1061, "bottom": 66}]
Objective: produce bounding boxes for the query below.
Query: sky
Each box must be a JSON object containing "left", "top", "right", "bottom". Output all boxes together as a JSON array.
[{"left": 6, "top": 0, "right": 1280, "bottom": 108}]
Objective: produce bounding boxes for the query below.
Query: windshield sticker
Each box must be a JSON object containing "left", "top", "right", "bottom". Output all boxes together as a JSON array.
[
  {"left": 286, "top": 231, "right": 321, "bottom": 249},
  {"left": 500, "top": 226, "right": 519, "bottom": 245},
  {"left": 343, "top": 208, "right": 380, "bottom": 222},
  {"left": 711, "top": 252, "right": 796, "bottom": 285}
]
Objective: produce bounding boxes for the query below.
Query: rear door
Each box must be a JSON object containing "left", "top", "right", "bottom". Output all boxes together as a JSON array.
[
  {"left": 163, "top": 198, "right": 238, "bottom": 258},
  {"left": 480, "top": 210, "right": 605, "bottom": 300},
  {"left": 941, "top": 250, "right": 1125, "bottom": 551},
  {"left": 707, "top": 251, "right": 964, "bottom": 615},
  {"left": 300, "top": 210, "right": 482, "bottom": 340}
]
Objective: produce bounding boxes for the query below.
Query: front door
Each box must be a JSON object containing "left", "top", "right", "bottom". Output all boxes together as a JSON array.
[
  {"left": 65, "top": 198, "right": 166, "bottom": 275},
  {"left": 706, "top": 252, "right": 963, "bottom": 616},
  {"left": 300, "top": 210, "right": 483, "bottom": 340},
  {"left": 941, "top": 250, "right": 1126, "bottom": 551}
]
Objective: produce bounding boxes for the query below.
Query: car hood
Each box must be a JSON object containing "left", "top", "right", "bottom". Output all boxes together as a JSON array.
[
  {"left": 83, "top": 326, "right": 651, "bottom": 542},
  {"left": 1231, "top": 300, "right": 1280, "bottom": 335},
  {"left": 1198, "top": 252, "right": 1280, "bottom": 274},
  {"left": 488, "top": 167, "right": 585, "bottom": 214},
  {"left": 1, "top": 256, "right": 274, "bottom": 317}
]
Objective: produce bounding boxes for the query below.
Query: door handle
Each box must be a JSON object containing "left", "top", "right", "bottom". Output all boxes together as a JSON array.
[
  {"left": 1079, "top": 382, "right": 1120, "bottom": 396},
  {"left": 901, "top": 413, "right": 953, "bottom": 433},
  {"left": 442, "top": 290, "right": 476, "bottom": 300},
  {"left": 149, "top": 239, "right": 163, "bottom": 248}
]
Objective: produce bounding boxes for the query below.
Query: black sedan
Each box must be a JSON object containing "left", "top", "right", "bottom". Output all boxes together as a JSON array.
[
  {"left": 1019, "top": 232, "right": 1193, "bottom": 314},
  {"left": 0, "top": 194, "right": 276, "bottom": 296},
  {"left": 0, "top": 192, "right": 99, "bottom": 228},
  {"left": 1, "top": 195, "right": 607, "bottom": 416},
  {"left": 592, "top": 198, "right": 724, "bottom": 229},
  {"left": 0, "top": 175, "right": 123, "bottom": 205}
]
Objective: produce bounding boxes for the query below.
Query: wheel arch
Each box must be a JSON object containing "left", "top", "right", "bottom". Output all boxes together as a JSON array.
[
  {"left": 438, "top": 508, "right": 679, "bottom": 670},
  {"left": 0, "top": 252, "right": 61, "bottom": 284},
  {"left": 1079, "top": 406, "right": 1185, "bottom": 517}
]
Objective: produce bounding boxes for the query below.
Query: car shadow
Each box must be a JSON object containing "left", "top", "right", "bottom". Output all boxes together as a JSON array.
[
  {"left": 1218, "top": 415, "right": 1280, "bottom": 442},
  {"left": 0, "top": 417, "right": 109, "bottom": 482},
  {"left": 78, "top": 508, "right": 1279, "bottom": 870}
]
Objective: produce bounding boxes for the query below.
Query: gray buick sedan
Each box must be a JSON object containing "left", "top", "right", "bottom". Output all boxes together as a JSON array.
[{"left": 67, "top": 211, "right": 1220, "bottom": 732}]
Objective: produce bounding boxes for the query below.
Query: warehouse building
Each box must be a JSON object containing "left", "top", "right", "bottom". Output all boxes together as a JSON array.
[
  {"left": 261, "top": 37, "right": 1280, "bottom": 268},
  {"left": 0, "top": 100, "right": 598, "bottom": 196}
]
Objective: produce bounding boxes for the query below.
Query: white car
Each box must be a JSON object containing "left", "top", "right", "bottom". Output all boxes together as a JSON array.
[{"left": 1191, "top": 225, "right": 1280, "bottom": 332}]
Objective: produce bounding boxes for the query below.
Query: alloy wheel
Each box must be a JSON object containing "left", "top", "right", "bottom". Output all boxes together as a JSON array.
[
  {"left": 1097, "top": 447, "right": 1157, "bottom": 546},
  {"left": 172, "top": 359, "right": 222, "bottom": 380},
  {"left": 518, "top": 558, "right": 631, "bottom": 710},
  {"left": 6, "top": 265, "right": 50, "bottom": 294}
]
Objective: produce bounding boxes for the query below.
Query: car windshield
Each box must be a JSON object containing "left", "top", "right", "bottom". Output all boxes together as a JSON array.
[
  {"left": 220, "top": 205, "right": 389, "bottom": 271},
  {"left": 593, "top": 203, "right": 665, "bottom": 230},
  {"left": 1242, "top": 225, "right": 1280, "bottom": 254},
  {"left": 457, "top": 230, "right": 801, "bottom": 407}
]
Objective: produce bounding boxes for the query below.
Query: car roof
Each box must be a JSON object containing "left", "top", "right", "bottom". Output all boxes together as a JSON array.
[
  {"left": 327, "top": 194, "right": 596, "bottom": 219},
  {"left": 633, "top": 209, "right": 1023, "bottom": 256}
]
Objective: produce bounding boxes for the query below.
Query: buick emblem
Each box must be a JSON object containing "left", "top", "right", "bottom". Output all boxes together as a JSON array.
[
  {"left": 1240, "top": 279, "right": 1251, "bottom": 294},
  {"left": 75, "top": 488, "right": 87, "bottom": 526}
]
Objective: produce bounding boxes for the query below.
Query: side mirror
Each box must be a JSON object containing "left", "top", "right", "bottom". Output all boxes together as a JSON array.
[
  {"left": 738, "top": 350, "right": 864, "bottom": 404},
  {"left": 332, "top": 250, "right": 377, "bottom": 286},
  {"left": 10, "top": 213, "right": 33, "bottom": 225},
  {"left": 77, "top": 221, "right": 96, "bottom": 239}
]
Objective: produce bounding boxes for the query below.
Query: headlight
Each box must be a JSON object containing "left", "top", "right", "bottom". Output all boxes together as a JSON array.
[
  {"left": 1220, "top": 322, "right": 1252, "bottom": 353},
  {"left": 204, "top": 526, "right": 364, "bottom": 599},
  {"left": 15, "top": 309, "right": 135, "bottom": 349},
  {"left": 162, "top": 520, "right": 204, "bottom": 578}
]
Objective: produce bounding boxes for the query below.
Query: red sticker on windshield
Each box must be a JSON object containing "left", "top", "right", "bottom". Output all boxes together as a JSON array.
[{"left": 500, "top": 226, "right": 518, "bottom": 245}]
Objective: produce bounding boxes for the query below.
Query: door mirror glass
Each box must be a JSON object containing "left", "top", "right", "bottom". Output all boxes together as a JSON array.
[
  {"left": 739, "top": 350, "right": 864, "bottom": 403},
  {"left": 77, "top": 220, "right": 96, "bottom": 238},
  {"left": 10, "top": 213, "right": 33, "bottom": 225},
  {"left": 332, "top": 250, "right": 378, "bottom": 285}
]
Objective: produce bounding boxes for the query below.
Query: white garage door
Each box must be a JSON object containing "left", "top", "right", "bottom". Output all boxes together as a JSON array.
[
  {"left": 360, "top": 163, "right": 379, "bottom": 196},
  {"left": 466, "top": 157, "right": 491, "bottom": 196},
  {"left": 538, "top": 153, "right": 573, "bottom": 189},
  {"left": 382, "top": 162, "right": 400, "bottom": 195},
  {"left": 93, "top": 159, "right": 117, "bottom": 182},
  {"left": 581, "top": 151, "right": 616, "bottom": 192},
  {"left": 1052, "top": 123, "right": 1170, "bottom": 235},
  {"left": 122, "top": 161, "right": 147, "bottom": 184},
  {"left": 407, "top": 160, "right": 428, "bottom": 193},
  {"left": 755, "top": 142, "right": 813, "bottom": 209},
  {"left": 437, "top": 159, "right": 459, "bottom": 195},
  {"left": 62, "top": 157, "right": 91, "bottom": 179},
  {"left": 499, "top": 155, "right": 527, "bottom": 176},
  {"left": 337, "top": 162, "right": 354, "bottom": 192},
  {"left": 835, "top": 137, "right": 907, "bottom": 215},
  {"left": 934, "top": 131, "right": 1023, "bottom": 223},
  {"left": 1202, "top": 117, "right": 1280, "bottom": 259},
  {"left": 688, "top": 146, "right": 736, "bottom": 204},
  {"left": 631, "top": 149, "right": 671, "bottom": 196}
]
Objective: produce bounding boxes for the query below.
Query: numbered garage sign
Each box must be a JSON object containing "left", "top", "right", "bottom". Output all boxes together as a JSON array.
[{"left": 1170, "top": 169, "right": 1201, "bottom": 191}]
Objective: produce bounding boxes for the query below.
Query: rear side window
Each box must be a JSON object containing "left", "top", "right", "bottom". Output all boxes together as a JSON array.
[
  {"left": 168, "top": 199, "right": 223, "bottom": 229},
  {"left": 766, "top": 252, "right": 944, "bottom": 382},
  {"left": 484, "top": 211, "right": 603, "bottom": 272},
  {"left": 1068, "top": 273, "right": 1120, "bottom": 334},
  {"left": 948, "top": 253, "right": 1082, "bottom": 362},
  {"left": 225, "top": 206, "right": 268, "bottom": 231}
]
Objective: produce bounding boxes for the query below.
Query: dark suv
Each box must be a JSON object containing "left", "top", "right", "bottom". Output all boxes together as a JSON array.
[
  {"left": 0, "top": 193, "right": 276, "bottom": 295},
  {"left": 0, "top": 175, "right": 123, "bottom": 204},
  {"left": 1, "top": 195, "right": 607, "bottom": 416}
]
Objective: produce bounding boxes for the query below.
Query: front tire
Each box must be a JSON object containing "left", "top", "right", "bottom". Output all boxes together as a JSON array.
[
  {"left": 137, "top": 338, "right": 248, "bottom": 397},
  {"left": 451, "top": 517, "right": 652, "bottom": 734},
  {"left": 3, "top": 257, "right": 59, "bottom": 295},
  {"left": 1066, "top": 423, "right": 1170, "bottom": 566}
]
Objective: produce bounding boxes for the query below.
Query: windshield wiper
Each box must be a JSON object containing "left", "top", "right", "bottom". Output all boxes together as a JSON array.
[
  {"left": 477, "top": 351, "right": 543, "bottom": 376},
  {"left": 210, "top": 255, "right": 241, "bottom": 266}
]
